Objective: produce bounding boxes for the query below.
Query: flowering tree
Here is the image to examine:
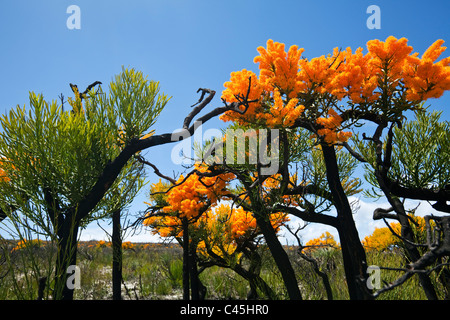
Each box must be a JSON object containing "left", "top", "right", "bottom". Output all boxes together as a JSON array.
[
  {"left": 196, "top": 203, "right": 288, "bottom": 299},
  {"left": 218, "top": 36, "right": 450, "bottom": 299},
  {"left": 143, "top": 165, "right": 235, "bottom": 300},
  {"left": 0, "top": 67, "right": 249, "bottom": 299},
  {"left": 304, "top": 231, "right": 339, "bottom": 251},
  {"left": 174, "top": 120, "right": 361, "bottom": 300},
  {"left": 145, "top": 191, "right": 288, "bottom": 299}
]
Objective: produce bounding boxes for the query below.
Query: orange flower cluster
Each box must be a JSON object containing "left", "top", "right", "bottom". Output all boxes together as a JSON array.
[
  {"left": 304, "top": 231, "right": 339, "bottom": 252},
  {"left": 221, "top": 69, "right": 263, "bottom": 122},
  {"left": 162, "top": 165, "right": 235, "bottom": 219},
  {"left": 0, "top": 167, "right": 9, "bottom": 183},
  {"left": 223, "top": 205, "right": 257, "bottom": 239},
  {"left": 403, "top": 39, "right": 450, "bottom": 101},
  {"left": 220, "top": 41, "right": 306, "bottom": 127},
  {"left": 260, "top": 173, "right": 302, "bottom": 206},
  {"left": 254, "top": 40, "right": 305, "bottom": 97},
  {"left": 96, "top": 239, "right": 109, "bottom": 248},
  {"left": 261, "top": 89, "right": 304, "bottom": 127},
  {"left": 316, "top": 109, "right": 352, "bottom": 145},
  {"left": 144, "top": 215, "right": 183, "bottom": 238},
  {"left": 297, "top": 48, "right": 343, "bottom": 96},
  {"left": 91, "top": 240, "right": 136, "bottom": 249},
  {"left": 327, "top": 47, "right": 379, "bottom": 103},
  {"left": 367, "top": 36, "right": 413, "bottom": 91},
  {"left": 197, "top": 204, "right": 247, "bottom": 258},
  {"left": 221, "top": 37, "right": 450, "bottom": 144},
  {"left": 361, "top": 226, "right": 397, "bottom": 251},
  {"left": 122, "top": 241, "right": 135, "bottom": 250},
  {"left": 197, "top": 203, "right": 289, "bottom": 259},
  {"left": 0, "top": 158, "right": 12, "bottom": 183}
]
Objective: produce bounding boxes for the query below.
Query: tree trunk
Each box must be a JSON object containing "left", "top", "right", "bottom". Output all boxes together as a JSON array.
[
  {"left": 182, "top": 218, "right": 190, "bottom": 300},
  {"left": 189, "top": 242, "right": 200, "bottom": 300},
  {"left": 254, "top": 211, "right": 302, "bottom": 300},
  {"left": 54, "top": 216, "right": 79, "bottom": 300},
  {"left": 321, "top": 144, "right": 372, "bottom": 300},
  {"left": 375, "top": 174, "right": 439, "bottom": 300},
  {"left": 233, "top": 265, "right": 277, "bottom": 300},
  {"left": 395, "top": 207, "right": 438, "bottom": 300},
  {"left": 112, "top": 209, "right": 122, "bottom": 300},
  {"left": 298, "top": 251, "right": 334, "bottom": 300}
]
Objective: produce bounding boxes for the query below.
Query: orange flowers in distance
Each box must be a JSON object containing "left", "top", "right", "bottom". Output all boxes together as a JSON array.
[
  {"left": 304, "top": 232, "right": 339, "bottom": 252},
  {"left": 362, "top": 215, "right": 431, "bottom": 251}
]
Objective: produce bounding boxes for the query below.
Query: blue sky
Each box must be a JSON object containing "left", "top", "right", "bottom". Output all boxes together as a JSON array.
[{"left": 1, "top": 0, "right": 449, "bottom": 243}]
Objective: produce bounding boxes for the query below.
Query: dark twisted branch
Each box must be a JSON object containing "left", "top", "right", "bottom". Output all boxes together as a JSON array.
[
  {"left": 135, "top": 155, "right": 177, "bottom": 184},
  {"left": 73, "top": 85, "right": 255, "bottom": 223},
  {"left": 369, "top": 215, "right": 450, "bottom": 298}
]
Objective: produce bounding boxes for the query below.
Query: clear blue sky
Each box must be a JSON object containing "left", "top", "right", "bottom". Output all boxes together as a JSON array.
[{"left": 1, "top": 0, "right": 449, "bottom": 242}]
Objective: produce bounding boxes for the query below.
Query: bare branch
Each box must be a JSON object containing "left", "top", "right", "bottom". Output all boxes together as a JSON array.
[
  {"left": 183, "top": 88, "right": 216, "bottom": 129},
  {"left": 135, "top": 155, "right": 177, "bottom": 184},
  {"left": 381, "top": 217, "right": 427, "bottom": 248},
  {"left": 372, "top": 207, "right": 397, "bottom": 221},
  {"left": 273, "top": 203, "right": 338, "bottom": 227},
  {"left": 340, "top": 141, "right": 367, "bottom": 163}
]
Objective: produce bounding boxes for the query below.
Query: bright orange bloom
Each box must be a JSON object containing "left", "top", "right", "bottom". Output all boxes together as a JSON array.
[
  {"left": 259, "top": 89, "right": 304, "bottom": 127},
  {"left": 144, "top": 165, "right": 234, "bottom": 221},
  {"left": 362, "top": 215, "right": 433, "bottom": 251},
  {"left": 254, "top": 39, "right": 305, "bottom": 97},
  {"left": 143, "top": 214, "right": 184, "bottom": 238},
  {"left": 328, "top": 47, "right": 380, "bottom": 103},
  {"left": 95, "top": 240, "right": 109, "bottom": 248},
  {"left": 196, "top": 203, "right": 289, "bottom": 259},
  {"left": 221, "top": 37, "right": 450, "bottom": 145},
  {"left": 0, "top": 157, "right": 12, "bottom": 183},
  {"left": 11, "top": 239, "right": 44, "bottom": 252},
  {"left": 259, "top": 173, "right": 303, "bottom": 206},
  {"left": 361, "top": 226, "right": 396, "bottom": 251},
  {"left": 366, "top": 36, "right": 413, "bottom": 94},
  {"left": 221, "top": 40, "right": 306, "bottom": 128},
  {"left": 297, "top": 48, "right": 343, "bottom": 95},
  {"left": 161, "top": 165, "right": 234, "bottom": 220},
  {"left": 316, "top": 109, "right": 352, "bottom": 145},
  {"left": 0, "top": 167, "right": 9, "bottom": 183},
  {"left": 122, "top": 241, "right": 135, "bottom": 250},
  {"left": 220, "top": 69, "right": 264, "bottom": 124},
  {"left": 403, "top": 39, "right": 450, "bottom": 101}
]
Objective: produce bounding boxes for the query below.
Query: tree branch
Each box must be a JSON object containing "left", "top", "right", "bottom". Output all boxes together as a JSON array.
[
  {"left": 284, "top": 184, "right": 334, "bottom": 202},
  {"left": 135, "top": 155, "right": 177, "bottom": 184},
  {"left": 74, "top": 87, "right": 250, "bottom": 222},
  {"left": 273, "top": 204, "right": 338, "bottom": 227},
  {"left": 340, "top": 141, "right": 367, "bottom": 163}
]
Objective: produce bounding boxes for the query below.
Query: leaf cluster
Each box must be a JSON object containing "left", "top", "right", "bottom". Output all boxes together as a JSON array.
[
  {"left": 355, "top": 110, "right": 450, "bottom": 198},
  {"left": 0, "top": 67, "right": 169, "bottom": 233}
]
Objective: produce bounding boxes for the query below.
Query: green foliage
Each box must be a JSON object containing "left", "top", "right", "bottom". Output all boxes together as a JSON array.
[
  {"left": 390, "top": 110, "right": 450, "bottom": 190},
  {"left": 355, "top": 110, "right": 450, "bottom": 198},
  {"left": 103, "top": 67, "right": 169, "bottom": 143},
  {"left": 2, "top": 241, "right": 446, "bottom": 300},
  {"left": 0, "top": 67, "right": 169, "bottom": 236}
]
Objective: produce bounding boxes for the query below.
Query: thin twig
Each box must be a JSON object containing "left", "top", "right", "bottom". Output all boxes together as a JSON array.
[{"left": 136, "top": 155, "right": 177, "bottom": 184}]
